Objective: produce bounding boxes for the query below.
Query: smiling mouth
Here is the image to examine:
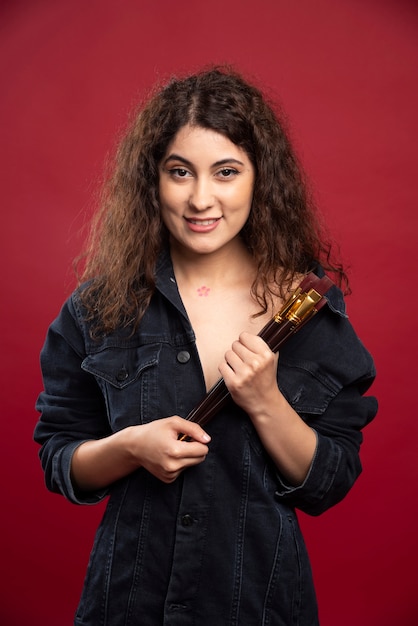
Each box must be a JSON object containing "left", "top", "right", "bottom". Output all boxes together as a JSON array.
[{"left": 186, "top": 218, "right": 220, "bottom": 226}]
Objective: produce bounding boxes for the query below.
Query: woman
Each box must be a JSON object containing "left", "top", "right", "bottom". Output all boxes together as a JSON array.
[{"left": 34, "top": 67, "right": 377, "bottom": 625}]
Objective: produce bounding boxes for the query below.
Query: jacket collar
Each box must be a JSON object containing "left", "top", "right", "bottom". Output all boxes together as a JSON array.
[{"left": 154, "top": 248, "right": 189, "bottom": 321}]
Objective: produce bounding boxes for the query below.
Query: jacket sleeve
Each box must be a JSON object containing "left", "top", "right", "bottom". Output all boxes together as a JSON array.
[
  {"left": 274, "top": 294, "right": 378, "bottom": 516},
  {"left": 34, "top": 294, "right": 111, "bottom": 505}
]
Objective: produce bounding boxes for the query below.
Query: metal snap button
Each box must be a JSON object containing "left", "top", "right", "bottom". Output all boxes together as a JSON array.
[
  {"left": 177, "top": 351, "right": 191, "bottom": 364},
  {"left": 116, "top": 368, "right": 129, "bottom": 382}
]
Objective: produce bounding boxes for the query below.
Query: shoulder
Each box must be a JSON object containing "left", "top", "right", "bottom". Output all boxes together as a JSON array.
[
  {"left": 309, "top": 264, "right": 347, "bottom": 317},
  {"left": 40, "top": 287, "right": 92, "bottom": 360},
  {"left": 281, "top": 269, "right": 375, "bottom": 390},
  {"left": 45, "top": 283, "right": 119, "bottom": 355}
]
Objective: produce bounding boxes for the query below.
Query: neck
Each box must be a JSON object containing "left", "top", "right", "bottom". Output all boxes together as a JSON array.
[{"left": 169, "top": 239, "right": 256, "bottom": 289}]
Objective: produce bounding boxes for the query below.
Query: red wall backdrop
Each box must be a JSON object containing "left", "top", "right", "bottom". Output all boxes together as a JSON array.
[{"left": 1, "top": 1, "right": 417, "bottom": 624}]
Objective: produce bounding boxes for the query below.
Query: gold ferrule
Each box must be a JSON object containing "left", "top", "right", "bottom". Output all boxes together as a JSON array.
[
  {"left": 273, "top": 288, "right": 303, "bottom": 323},
  {"left": 284, "top": 288, "right": 323, "bottom": 324}
]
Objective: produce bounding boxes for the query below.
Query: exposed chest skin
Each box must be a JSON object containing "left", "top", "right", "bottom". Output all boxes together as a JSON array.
[{"left": 178, "top": 283, "right": 280, "bottom": 390}]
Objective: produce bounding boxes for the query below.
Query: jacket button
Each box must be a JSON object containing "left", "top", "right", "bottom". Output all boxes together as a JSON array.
[
  {"left": 116, "top": 368, "right": 129, "bottom": 382},
  {"left": 181, "top": 514, "right": 194, "bottom": 527},
  {"left": 177, "top": 351, "right": 190, "bottom": 364}
]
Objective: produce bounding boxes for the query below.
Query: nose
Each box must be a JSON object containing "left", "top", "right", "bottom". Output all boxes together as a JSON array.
[{"left": 189, "top": 177, "right": 214, "bottom": 211}]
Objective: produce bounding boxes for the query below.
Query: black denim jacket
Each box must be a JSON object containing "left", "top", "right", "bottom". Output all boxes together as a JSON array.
[{"left": 34, "top": 252, "right": 377, "bottom": 626}]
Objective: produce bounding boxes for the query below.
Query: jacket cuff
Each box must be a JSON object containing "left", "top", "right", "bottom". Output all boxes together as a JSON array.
[
  {"left": 52, "top": 441, "right": 109, "bottom": 505},
  {"left": 275, "top": 430, "right": 340, "bottom": 504}
]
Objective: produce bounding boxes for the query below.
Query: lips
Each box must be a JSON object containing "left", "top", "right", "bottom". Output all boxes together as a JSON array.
[
  {"left": 185, "top": 217, "right": 221, "bottom": 232},
  {"left": 186, "top": 218, "right": 220, "bottom": 226}
]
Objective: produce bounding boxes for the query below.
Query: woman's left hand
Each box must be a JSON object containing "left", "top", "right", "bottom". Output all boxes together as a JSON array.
[
  {"left": 218, "top": 331, "right": 280, "bottom": 417},
  {"left": 218, "top": 331, "right": 317, "bottom": 486}
]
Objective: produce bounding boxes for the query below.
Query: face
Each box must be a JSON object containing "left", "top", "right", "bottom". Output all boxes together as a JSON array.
[{"left": 158, "top": 124, "right": 255, "bottom": 258}]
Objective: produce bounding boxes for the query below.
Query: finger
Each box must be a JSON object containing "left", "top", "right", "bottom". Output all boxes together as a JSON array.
[
  {"left": 175, "top": 439, "right": 210, "bottom": 459},
  {"left": 160, "top": 470, "right": 182, "bottom": 484},
  {"left": 178, "top": 452, "right": 209, "bottom": 467},
  {"left": 224, "top": 349, "right": 246, "bottom": 373},
  {"left": 160, "top": 451, "right": 208, "bottom": 483},
  {"left": 230, "top": 340, "right": 253, "bottom": 361},
  {"left": 238, "top": 332, "right": 276, "bottom": 359},
  {"left": 175, "top": 419, "right": 211, "bottom": 444},
  {"left": 157, "top": 445, "right": 208, "bottom": 478},
  {"left": 226, "top": 342, "right": 268, "bottom": 374},
  {"left": 236, "top": 335, "right": 277, "bottom": 370}
]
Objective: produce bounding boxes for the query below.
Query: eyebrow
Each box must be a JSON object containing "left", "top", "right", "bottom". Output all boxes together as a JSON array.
[{"left": 162, "top": 154, "right": 245, "bottom": 168}]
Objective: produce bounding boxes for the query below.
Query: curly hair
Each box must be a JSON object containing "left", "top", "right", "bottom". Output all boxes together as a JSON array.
[{"left": 77, "top": 66, "right": 346, "bottom": 336}]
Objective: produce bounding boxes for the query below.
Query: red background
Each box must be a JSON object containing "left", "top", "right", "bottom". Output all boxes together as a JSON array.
[{"left": 1, "top": 1, "right": 417, "bottom": 624}]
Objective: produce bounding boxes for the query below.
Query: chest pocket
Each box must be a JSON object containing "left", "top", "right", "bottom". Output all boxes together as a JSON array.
[
  {"left": 278, "top": 359, "right": 342, "bottom": 416},
  {"left": 82, "top": 343, "right": 161, "bottom": 389},
  {"left": 81, "top": 343, "right": 162, "bottom": 429}
]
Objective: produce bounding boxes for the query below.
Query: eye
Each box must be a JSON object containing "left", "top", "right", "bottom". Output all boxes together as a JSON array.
[
  {"left": 169, "top": 168, "right": 192, "bottom": 178},
  {"left": 217, "top": 168, "right": 239, "bottom": 179}
]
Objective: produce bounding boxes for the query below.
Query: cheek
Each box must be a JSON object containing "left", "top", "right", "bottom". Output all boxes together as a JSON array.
[
  {"left": 158, "top": 182, "right": 168, "bottom": 207},
  {"left": 160, "top": 206, "right": 174, "bottom": 230},
  {"left": 159, "top": 183, "right": 185, "bottom": 211},
  {"left": 159, "top": 199, "right": 183, "bottom": 234},
  {"left": 231, "top": 181, "right": 254, "bottom": 210}
]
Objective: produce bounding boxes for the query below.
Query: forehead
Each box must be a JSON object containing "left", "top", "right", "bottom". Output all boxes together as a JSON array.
[{"left": 163, "top": 124, "right": 250, "bottom": 163}]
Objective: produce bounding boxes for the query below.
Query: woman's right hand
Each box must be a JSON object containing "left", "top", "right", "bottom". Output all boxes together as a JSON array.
[
  {"left": 71, "top": 417, "right": 211, "bottom": 491},
  {"left": 126, "top": 416, "right": 211, "bottom": 483}
]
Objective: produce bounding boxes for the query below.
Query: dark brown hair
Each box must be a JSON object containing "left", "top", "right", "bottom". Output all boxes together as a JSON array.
[{"left": 77, "top": 66, "right": 346, "bottom": 335}]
